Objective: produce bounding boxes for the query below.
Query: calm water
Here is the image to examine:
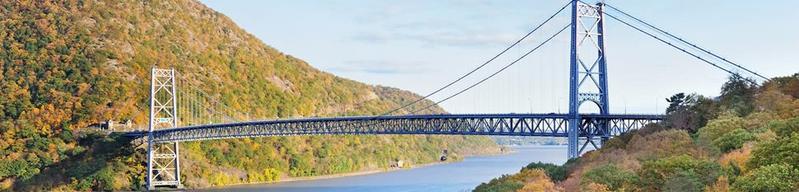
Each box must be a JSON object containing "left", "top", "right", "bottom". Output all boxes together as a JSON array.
[{"left": 212, "top": 145, "right": 567, "bottom": 192}]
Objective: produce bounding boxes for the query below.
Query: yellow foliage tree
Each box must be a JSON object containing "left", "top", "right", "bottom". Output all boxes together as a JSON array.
[
  {"left": 515, "top": 169, "right": 560, "bottom": 192},
  {"left": 626, "top": 129, "right": 705, "bottom": 159},
  {"left": 704, "top": 175, "right": 730, "bottom": 192},
  {"left": 583, "top": 182, "right": 610, "bottom": 192},
  {"left": 718, "top": 144, "right": 752, "bottom": 173}
]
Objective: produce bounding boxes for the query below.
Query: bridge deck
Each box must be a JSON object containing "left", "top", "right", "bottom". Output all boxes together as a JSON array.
[{"left": 125, "top": 113, "right": 663, "bottom": 143}]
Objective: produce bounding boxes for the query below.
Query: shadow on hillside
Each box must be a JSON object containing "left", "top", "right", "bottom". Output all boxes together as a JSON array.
[{"left": 13, "top": 132, "right": 144, "bottom": 191}]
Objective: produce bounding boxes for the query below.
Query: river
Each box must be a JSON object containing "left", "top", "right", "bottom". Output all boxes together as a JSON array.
[{"left": 211, "top": 145, "right": 567, "bottom": 192}]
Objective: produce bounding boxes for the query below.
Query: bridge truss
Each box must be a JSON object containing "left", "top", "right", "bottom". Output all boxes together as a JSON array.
[{"left": 126, "top": 114, "right": 661, "bottom": 144}]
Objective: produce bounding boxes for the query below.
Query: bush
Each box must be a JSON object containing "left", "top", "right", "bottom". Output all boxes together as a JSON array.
[
  {"left": 705, "top": 176, "right": 730, "bottom": 192},
  {"left": 582, "top": 164, "right": 638, "bottom": 191},
  {"left": 475, "top": 169, "right": 557, "bottom": 192},
  {"left": 474, "top": 175, "right": 524, "bottom": 192},
  {"left": 626, "top": 129, "right": 699, "bottom": 159},
  {"left": 748, "top": 132, "right": 799, "bottom": 169},
  {"left": 662, "top": 170, "right": 703, "bottom": 192},
  {"left": 718, "top": 145, "right": 752, "bottom": 174},
  {"left": 516, "top": 169, "right": 558, "bottom": 191},
  {"left": 638, "top": 155, "right": 721, "bottom": 191},
  {"left": 247, "top": 168, "right": 280, "bottom": 183},
  {"left": 766, "top": 117, "right": 799, "bottom": 137},
  {"left": 474, "top": 180, "right": 523, "bottom": 192},
  {"left": 523, "top": 162, "right": 568, "bottom": 182},
  {"left": 0, "top": 159, "right": 39, "bottom": 180},
  {"left": 697, "top": 116, "right": 745, "bottom": 144},
  {"left": 712, "top": 128, "right": 755, "bottom": 153},
  {"left": 601, "top": 132, "right": 634, "bottom": 150},
  {"left": 733, "top": 164, "right": 799, "bottom": 192}
]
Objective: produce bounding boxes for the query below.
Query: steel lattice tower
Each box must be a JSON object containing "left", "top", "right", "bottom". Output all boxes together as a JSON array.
[
  {"left": 147, "top": 68, "right": 182, "bottom": 189},
  {"left": 568, "top": 1, "right": 609, "bottom": 159}
]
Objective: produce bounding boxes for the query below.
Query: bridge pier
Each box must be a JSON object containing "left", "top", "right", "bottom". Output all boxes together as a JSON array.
[
  {"left": 147, "top": 140, "right": 182, "bottom": 190},
  {"left": 567, "top": 0, "right": 609, "bottom": 158},
  {"left": 147, "top": 68, "right": 182, "bottom": 189}
]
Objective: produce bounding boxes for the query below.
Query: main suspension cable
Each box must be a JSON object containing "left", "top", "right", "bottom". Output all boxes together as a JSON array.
[
  {"left": 604, "top": 4, "right": 768, "bottom": 81},
  {"left": 412, "top": 24, "right": 571, "bottom": 113},
  {"left": 378, "top": 1, "right": 573, "bottom": 116},
  {"left": 604, "top": 13, "right": 758, "bottom": 85}
]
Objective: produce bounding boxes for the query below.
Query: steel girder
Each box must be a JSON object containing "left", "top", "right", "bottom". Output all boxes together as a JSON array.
[{"left": 123, "top": 114, "right": 662, "bottom": 143}]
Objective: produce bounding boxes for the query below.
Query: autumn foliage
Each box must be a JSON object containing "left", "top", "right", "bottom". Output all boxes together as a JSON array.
[
  {"left": 0, "top": 0, "right": 501, "bottom": 190},
  {"left": 477, "top": 74, "right": 799, "bottom": 191}
]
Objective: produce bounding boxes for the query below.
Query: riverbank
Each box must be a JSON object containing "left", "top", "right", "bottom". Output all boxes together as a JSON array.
[
  {"left": 212, "top": 161, "right": 448, "bottom": 189},
  {"left": 206, "top": 146, "right": 513, "bottom": 190},
  {"left": 210, "top": 145, "right": 567, "bottom": 192}
]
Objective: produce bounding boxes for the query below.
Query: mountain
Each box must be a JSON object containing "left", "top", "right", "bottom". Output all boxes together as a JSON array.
[{"left": 0, "top": 0, "right": 500, "bottom": 190}]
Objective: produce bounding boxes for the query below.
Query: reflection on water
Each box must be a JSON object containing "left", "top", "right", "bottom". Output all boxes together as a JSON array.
[{"left": 209, "top": 145, "right": 567, "bottom": 192}]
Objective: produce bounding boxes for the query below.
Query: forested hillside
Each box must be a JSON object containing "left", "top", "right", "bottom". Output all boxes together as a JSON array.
[
  {"left": 474, "top": 74, "right": 799, "bottom": 192},
  {"left": 0, "top": 0, "right": 499, "bottom": 190}
]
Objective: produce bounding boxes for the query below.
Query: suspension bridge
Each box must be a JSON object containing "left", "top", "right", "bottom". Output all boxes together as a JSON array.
[{"left": 121, "top": 1, "right": 768, "bottom": 189}]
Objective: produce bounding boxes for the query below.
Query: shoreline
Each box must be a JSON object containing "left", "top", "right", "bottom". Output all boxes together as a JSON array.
[
  {"left": 207, "top": 148, "right": 515, "bottom": 189},
  {"left": 206, "top": 159, "right": 455, "bottom": 190}
]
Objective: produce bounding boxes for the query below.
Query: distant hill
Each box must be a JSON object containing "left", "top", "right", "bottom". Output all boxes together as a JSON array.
[{"left": 0, "top": 0, "right": 498, "bottom": 190}]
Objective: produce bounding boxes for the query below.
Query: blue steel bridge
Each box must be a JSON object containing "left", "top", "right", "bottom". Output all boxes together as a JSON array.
[
  {"left": 126, "top": 113, "right": 661, "bottom": 143},
  {"left": 127, "top": 0, "right": 769, "bottom": 189}
]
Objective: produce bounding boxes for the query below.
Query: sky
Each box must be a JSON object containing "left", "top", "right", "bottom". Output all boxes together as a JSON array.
[{"left": 199, "top": 0, "right": 799, "bottom": 114}]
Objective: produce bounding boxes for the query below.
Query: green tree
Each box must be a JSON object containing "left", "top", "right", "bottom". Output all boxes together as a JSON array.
[
  {"left": 638, "top": 155, "right": 721, "bottom": 191},
  {"left": 582, "top": 164, "right": 639, "bottom": 191},
  {"left": 474, "top": 179, "right": 524, "bottom": 192},
  {"left": 664, "top": 93, "right": 718, "bottom": 132},
  {"left": 712, "top": 128, "right": 755, "bottom": 153},
  {"left": 697, "top": 115, "right": 745, "bottom": 145},
  {"left": 733, "top": 164, "right": 799, "bottom": 192},
  {"left": 719, "top": 75, "right": 757, "bottom": 116},
  {"left": 749, "top": 132, "right": 799, "bottom": 169},
  {"left": 523, "top": 161, "right": 569, "bottom": 182},
  {"left": 662, "top": 170, "right": 703, "bottom": 192},
  {"left": 766, "top": 117, "right": 799, "bottom": 137},
  {"left": 762, "top": 73, "right": 799, "bottom": 99},
  {"left": 666, "top": 93, "right": 688, "bottom": 114}
]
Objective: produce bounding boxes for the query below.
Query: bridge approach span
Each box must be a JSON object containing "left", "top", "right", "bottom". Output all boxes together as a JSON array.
[{"left": 127, "top": 113, "right": 663, "bottom": 143}]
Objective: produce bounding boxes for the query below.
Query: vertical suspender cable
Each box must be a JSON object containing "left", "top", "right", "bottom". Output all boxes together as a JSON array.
[
  {"left": 380, "top": 1, "right": 573, "bottom": 116},
  {"left": 413, "top": 24, "right": 571, "bottom": 113}
]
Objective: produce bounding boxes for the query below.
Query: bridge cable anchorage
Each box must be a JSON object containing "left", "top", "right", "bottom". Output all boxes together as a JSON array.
[
  {"left": 379, "top": 1, "right": 573, "bottom": 116},
  {"left": 604, "top": 4, "right": 768, "bottom": 81},
  {"left": 604, "top": 13, "right": 759, "bottom": 85},
  {"left": 413, "top": 24, "right": 571, "bottom": 114}
]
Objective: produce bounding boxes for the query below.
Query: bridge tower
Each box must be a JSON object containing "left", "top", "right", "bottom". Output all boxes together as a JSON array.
[
  {"left": 568, "top": 1, "right": 609, "bottom": 159},
  {"left": 147, "top": 68, "right": 182, "bottom": 189}
]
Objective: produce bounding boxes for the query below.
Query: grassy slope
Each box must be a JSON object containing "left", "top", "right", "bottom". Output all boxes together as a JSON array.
[
  {"left": 0, "top": 0, "right": 499, "bottom": 190},
  {"left": 475, "top": 74, "right": 799, "bottom": 192}
]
